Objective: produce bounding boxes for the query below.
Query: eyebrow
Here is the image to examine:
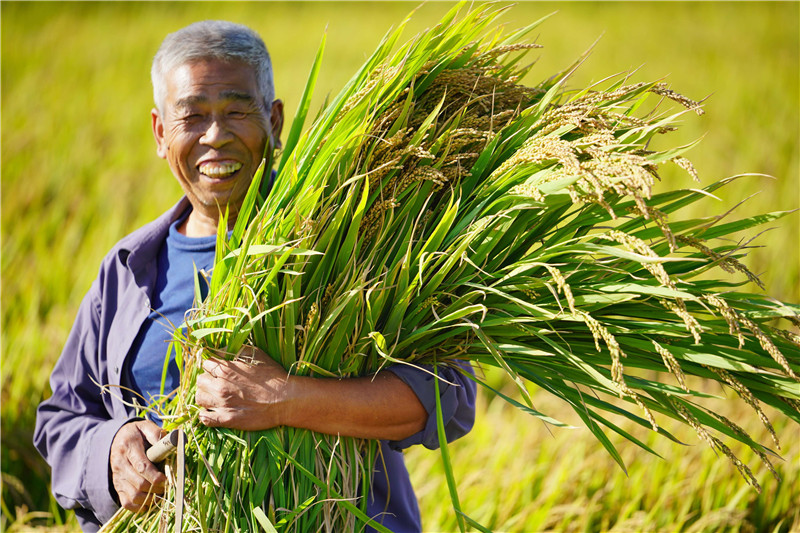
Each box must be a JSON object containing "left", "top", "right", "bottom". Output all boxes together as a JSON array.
[
  {"left": 220, "top": 90, "right": 256, "bottom": 103},
  {"left": 174, "top": 91, "right": 256, "bottom": 110}
]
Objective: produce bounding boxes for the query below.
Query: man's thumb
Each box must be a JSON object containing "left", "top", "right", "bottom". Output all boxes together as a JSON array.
[{"left": 139, "top": 420, "right": 168, "bottom": 446}]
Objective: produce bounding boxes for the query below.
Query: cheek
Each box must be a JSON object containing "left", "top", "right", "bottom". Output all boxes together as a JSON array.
[
  {"left": 164, "top": 133, "right": 198, "bottom": 167},
  {"left": 237, "top": 122, "right": 270, "bottom": 153}
]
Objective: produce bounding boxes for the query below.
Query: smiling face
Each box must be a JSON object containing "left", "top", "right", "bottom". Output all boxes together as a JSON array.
[{"left": 151, "top": 58, "right": 283, "bottom": 236}]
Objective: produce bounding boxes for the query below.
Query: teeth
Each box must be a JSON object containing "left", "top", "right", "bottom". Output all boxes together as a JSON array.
[{"left": 199, "top": 162, "right": 242, "bottom": 178}]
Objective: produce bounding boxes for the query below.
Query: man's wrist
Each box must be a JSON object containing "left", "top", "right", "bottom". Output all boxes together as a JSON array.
[{"left": 275, "top": 373, "right": 308, "bottom": 429}]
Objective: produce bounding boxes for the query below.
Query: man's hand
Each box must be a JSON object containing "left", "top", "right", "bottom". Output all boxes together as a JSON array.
[
  {"left": 109, "top": 420, "right": 167, "bottom": 512},
  {"left": 195, "top": 346, "right": 289, "bottom": 431}
]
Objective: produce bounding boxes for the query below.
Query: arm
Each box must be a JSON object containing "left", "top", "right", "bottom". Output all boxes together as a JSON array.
[
  {"left": 34, "top": 284, "right": 126, "bottom": 524},
  {"left": 195, "top": 346, "right": 477, "bottom": 447},
  {"left": 384, "top": 361, "right": 476, "bottom": 450},
  {"left": 196, "top": 347, "right": 427, "bottom": 440},
  {"left": 33, "top": 279, "right": 166, "bottom": 525}
]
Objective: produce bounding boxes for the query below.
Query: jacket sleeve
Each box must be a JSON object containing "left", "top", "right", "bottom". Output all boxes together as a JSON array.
[
  {"left": 33, "top": 277, "right": 131, "bottom": 525},
  {"left": 385, "top": 361, "right": 476, "bottom": 451}
]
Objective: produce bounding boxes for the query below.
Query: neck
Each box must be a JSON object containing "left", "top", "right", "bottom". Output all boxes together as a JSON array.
[{"left": 179, "top": 208, "right": 235, "bottom": 237}]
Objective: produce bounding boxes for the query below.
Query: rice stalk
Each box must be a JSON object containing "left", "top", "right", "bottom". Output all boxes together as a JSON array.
[{"left": 101, "top": 2, "right": 800, "bottom": 531}]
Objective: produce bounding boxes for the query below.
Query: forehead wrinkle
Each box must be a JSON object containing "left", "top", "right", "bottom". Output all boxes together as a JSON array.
[
  {"left": 173, "top": 91, "right": 257, "bottom": 112},
  {"left": 219, "top": 90, "right": 257, "bottom": 104}
]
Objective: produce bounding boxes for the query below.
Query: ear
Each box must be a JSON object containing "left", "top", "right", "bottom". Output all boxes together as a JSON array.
[
  {"left": 151, "top": 108, "right": 168, "bottom": 159},
  {"left": 269, "top": 99, "right": 284, "bottom": 150}
]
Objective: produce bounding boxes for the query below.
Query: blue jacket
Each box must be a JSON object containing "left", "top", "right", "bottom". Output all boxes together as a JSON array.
[{"left": 34, "top": 198, "right": 476, "bottom": 532}]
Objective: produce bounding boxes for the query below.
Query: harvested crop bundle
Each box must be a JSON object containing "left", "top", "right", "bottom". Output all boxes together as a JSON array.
[{"left": 101, "top": 3, "right": 800, "bottom": 531}]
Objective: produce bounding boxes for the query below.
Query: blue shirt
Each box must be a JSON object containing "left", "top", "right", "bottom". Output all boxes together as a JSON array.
[
  {"left": 124, "top": 210, "right": 216, "bottom": 420},
  {"left": 34, "top": 198, "right": 476, "bottom": 532}
]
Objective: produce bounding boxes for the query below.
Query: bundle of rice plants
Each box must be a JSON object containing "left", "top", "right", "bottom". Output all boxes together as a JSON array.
[{"left": 101, "top": 3, "right": 800, "bottom": 531}]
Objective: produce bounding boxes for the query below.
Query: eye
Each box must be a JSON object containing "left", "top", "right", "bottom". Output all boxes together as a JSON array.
[
  {"left": 228, "top": 110, "right": 247, "bottom": 119},
  {"left": 181, "top": 113, "right": 204, "bottom": 124}
]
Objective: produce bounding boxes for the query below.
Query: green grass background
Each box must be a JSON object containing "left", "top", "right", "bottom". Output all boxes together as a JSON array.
[{"left": 2, "top": 1, "right": 798, "bottom": 531}]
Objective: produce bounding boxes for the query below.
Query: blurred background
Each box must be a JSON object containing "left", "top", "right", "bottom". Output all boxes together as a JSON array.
[{"left": 3, "top": 2, "right": 798, "bottom": 531}]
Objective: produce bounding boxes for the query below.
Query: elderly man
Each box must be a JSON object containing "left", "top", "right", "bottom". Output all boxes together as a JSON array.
[{"left": 34, "top": 20, "right": 475, "bottom": 533}]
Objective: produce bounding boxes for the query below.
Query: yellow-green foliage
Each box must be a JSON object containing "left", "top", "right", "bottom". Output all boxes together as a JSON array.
[
  {"left": 407, "top": 370, "right": 800, "bottom": 531},
  {"left": 2, "top": 2, "right": 798, "bottom": 531}
]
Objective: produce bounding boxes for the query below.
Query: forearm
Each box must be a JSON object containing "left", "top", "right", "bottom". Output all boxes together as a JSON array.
[
  {"left": 280, "top": 371, "right": 427, "bottom": 441},
  {"left": 35, "top": 399, "right": 133, "bottom": 523},
  {"left": 196, "top": 351, "right": 429, "bottom": 439},
  {"left": 33, "top": 286, "right": 130, "bottom": 524}
]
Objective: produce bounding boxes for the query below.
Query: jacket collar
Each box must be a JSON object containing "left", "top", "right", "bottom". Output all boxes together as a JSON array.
[{"left": 118, "top": 197, "right": 192, "bottom": 291}]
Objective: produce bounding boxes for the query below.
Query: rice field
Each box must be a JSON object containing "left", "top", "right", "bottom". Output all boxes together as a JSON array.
[{"left": 2, "top": 2, "right": 798, "bottom": 532}]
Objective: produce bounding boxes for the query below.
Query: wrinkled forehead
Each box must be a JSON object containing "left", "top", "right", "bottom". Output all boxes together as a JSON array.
[{"left": 164, "top": 59, "right": 264, "bottom": 108}]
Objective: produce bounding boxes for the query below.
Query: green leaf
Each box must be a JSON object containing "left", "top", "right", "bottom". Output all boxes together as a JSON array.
[
  {"left": 252, "top": 507, "right": 278, "bottom": 533},
  {"left": 434, "top": 363, "right": 466, "bottom": 533},
  {"left": 474, "top": 327, "right": 534, "bottom": 407},
  {"left": 190, "top": 327, "right": 233, "bottom": 339},
  {"left": 697, "top": 210, "right": 794, "bottom": 241},
  {"left": 231, "top": 159, "right": 266, "bottom": 247},
  {"left": 471, "top": 375, "right": 572, "bottom": 427},
  {"left": 221, "top": 244, "right": 322, "bottom": 261},
  {"left": 279, "top": 32, "right": 327, "bottom": 175},
  {"left": 597, "top": 282, "right": 698, "bottom": 301}
]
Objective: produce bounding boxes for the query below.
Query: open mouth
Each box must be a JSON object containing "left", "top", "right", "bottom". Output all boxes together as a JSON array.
[{"left": 198, "top": 161, "right": 243, "bottom": 180}]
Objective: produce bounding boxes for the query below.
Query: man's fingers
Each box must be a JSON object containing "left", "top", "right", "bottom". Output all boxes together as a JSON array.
[
  {"left": 133, "top": 456, "right": 167, "bottom": 486},
  {"left": 198, "top": 410, "right": 213, "bottom": 427},
  {"left": 120, "top": 471, "right": 162, "bottom": 497},
  {"left": 196, "top": 371, "right": 229, "bottom": 405},
  {"left": 118, "top": 484, "right": 162, "bottom": 513},
  {"left": 124, "top": 436, "right": 167, "bottom": 485},
  {"left": 198, "top": 407, "right": 239, "bottom": 429},
  {"left": 139, "top": 421, "right": 167, "bottom": 446},
  {"left": 116, "top": 478, "right": 147, "bottom": 511},
  {"left": 109, "top": 420, "right": 170, "bottom": 514},
  {"left": 198, "top": 407, "right": 222, "bottom": 427},
  {"left": 236, "top": 344, "right": 262, "bottom": 362},
  {"left": 115, "top": 453, "right": 167, "bottom": 512},
  {"left": 194, "top": 384, "right": 217, "bottom": 409},
  {"left": 196, "top": 369, "right": 240, "bottom": 409},
  {"left": 202, "top": 357, "right": 224, "bottom": 377}
]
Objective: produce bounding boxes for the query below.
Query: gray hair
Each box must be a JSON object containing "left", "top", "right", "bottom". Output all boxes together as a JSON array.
[{"left": 151, "top": 20, "right": 274, "bottom": 114}]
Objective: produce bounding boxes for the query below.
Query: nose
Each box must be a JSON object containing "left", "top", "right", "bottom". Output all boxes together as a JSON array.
[{"left": 200, "top": 117, "right": 233, "bottom": 148}]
